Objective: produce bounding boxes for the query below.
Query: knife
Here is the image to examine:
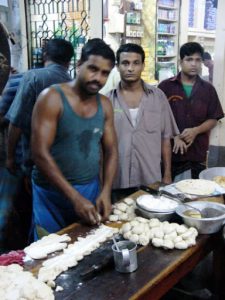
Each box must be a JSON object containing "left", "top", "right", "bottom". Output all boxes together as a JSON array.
[
  {"left": 80, "top": 254, "right": 114, "bottom": 280},
  {"left": 139, "top": 185, "right": 159, "bottom": 196},
  {"left": 139, "top": 185, "right": 190, "bottom": 202}
]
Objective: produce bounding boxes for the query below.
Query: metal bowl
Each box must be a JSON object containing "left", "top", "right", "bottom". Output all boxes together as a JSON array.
[
  {"left": 199, "top": 167, "right": 225, "bottom": 180},
  {"left": 136, "top": 204, "right": 175, "bottom": 221},
  {"left": 176, "top": 201, "right": 225, "bottom": 234}
]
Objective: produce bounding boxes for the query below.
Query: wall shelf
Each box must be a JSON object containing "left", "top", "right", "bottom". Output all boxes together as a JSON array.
[{"left": 156, "top": 0, "right": 180, "bottom": 81}]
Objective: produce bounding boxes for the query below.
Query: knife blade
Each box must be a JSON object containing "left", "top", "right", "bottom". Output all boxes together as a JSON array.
[{"left": 80, "top": 254, "right": 114, "bottom": 280}]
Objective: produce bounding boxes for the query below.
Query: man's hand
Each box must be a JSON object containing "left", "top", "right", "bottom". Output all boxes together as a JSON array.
[
  {"left": 6, "top": 157, "right": 17, "bottom": 174},
  {"left": 73, "top": 196, "right": 100, "bottom": 225},
  {"left": 96, "top": 191, "right": 112, "bottom": 222},
  {"left": 180, "top": 128, "right": 198, "bottom": 145},
  {"left": 162, "top": 173, "right": 172, "bottom": 185},
  {"left": 173, "top": 135, "right": 188, "bottom": 154}
]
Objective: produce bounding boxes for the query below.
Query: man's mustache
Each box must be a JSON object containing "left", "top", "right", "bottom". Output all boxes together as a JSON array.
[{"left": 87, "top": 81, "right": 102, "bottom": 88}]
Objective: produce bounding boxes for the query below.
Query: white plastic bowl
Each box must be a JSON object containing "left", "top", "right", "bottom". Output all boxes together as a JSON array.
[{"left": 199, "top": 167, "right": 225, "bottom": 181}]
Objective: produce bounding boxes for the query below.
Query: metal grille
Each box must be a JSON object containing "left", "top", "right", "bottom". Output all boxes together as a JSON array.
[{"left": 25, "top": 0, "right": 90, "bottom": 77}]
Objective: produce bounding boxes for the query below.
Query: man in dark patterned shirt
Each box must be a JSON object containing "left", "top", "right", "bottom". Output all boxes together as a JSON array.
[{"left": 158, "top": 42, "right": 224, "bottom": 180}]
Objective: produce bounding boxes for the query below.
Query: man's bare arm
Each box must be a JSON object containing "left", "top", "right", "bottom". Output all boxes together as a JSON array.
[
  {"left": 161, "top": 137, "right": 172, "bottom": 185},
  {"left": 31, "top": 88, "right": 99, "bottom": 225},
  {"left": 180, "top": 119, "right": 217, "bottom": 144}
]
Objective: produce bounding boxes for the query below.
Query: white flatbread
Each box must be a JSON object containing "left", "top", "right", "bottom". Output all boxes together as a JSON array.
[
  {"left": 175, "top": 179, "right": 216, "bottom": 195},
  {"left": 213, "top": 176, "right": 225, "bottom": 188}
]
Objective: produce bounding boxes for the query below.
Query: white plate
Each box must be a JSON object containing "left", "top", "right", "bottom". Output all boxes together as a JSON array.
[{"left": 175, "top": 179, "right": 217, "bottom": 196}]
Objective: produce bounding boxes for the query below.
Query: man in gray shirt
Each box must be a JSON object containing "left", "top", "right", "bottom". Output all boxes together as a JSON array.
[
  {"left": 108, "top": 43, "right": 179, "bottom": 190},
  {"left": 6, "top": 39, "right": 74, "bottom": 176}
]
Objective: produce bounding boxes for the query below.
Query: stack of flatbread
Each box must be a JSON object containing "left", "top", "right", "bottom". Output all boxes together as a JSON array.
[
  {"left": 213, "top": 176, "right": 225, "bottom": 188},
  {"left": 175, "top": 179, "right": 216, "bottom": 196}
]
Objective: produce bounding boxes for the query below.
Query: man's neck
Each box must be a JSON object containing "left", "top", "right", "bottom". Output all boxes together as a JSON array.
[
  {"left": 180, "top": 72, "right": 197, "bottom": 85},
  {"left": 120, "top": 79, "right": 143, "bottom": 92}
]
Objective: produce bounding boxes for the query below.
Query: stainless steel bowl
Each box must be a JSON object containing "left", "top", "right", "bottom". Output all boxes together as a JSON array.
[
  {"left": 136, "top": 204, "right": 175, "bottom": 221},
  {"left": 199, "top": 167, "right": 225, "bottom": 180},
  {"left": 176, "top": 201, "right": 225, "bottom": 234}
]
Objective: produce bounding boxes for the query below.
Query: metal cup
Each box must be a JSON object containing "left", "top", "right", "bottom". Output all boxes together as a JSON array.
[{"left": 112, "top": 240, "right": 138, "bottom": 273}]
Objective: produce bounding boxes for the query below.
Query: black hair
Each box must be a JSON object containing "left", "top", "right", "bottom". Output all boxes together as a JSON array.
[
  {"left": 203, "top": 52, "right": 212, "bottom": 60},
  {"left": 180, "top": 42, "right": 204, "bottom": 60},
  {"left": 79, "top": 38, "right": 115, "bottom": 67},
  {"left": 43, "top": 38, "right": 74, "bottom": 65},
  {"left": 116, "top": 43, "right": 145, "bottom": 64}
]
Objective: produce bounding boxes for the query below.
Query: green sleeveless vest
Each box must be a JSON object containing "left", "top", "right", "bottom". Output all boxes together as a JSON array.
[{"left": 32, "top": 85, "right": 104, "bottom": 187}]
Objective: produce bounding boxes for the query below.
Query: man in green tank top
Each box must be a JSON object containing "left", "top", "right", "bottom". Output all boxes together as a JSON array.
[{"left": 31, "top": 39, "right": 118, "bottom": 239}]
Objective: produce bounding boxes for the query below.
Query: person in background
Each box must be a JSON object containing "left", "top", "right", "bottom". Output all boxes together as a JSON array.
[
  {"left": 0, "top": 68, "right": 25, "bottom": 250},
  {"left": 31, "top": 39, "right": 117, "bottom": 240},
  {"left": 202, "top": 52, "right": 214, "bottom": 83},
  {"left": 108, "top": 43, "right": 179, "bottom": 194},
  {"left": 158, "top": 42, "right": 224, "bottom": 181},
  {"left": 6, "top": 38, "right": 74, "bottom": 178}
]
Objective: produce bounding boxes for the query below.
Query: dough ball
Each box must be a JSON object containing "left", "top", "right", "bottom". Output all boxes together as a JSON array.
[
  {"left": 153, "top": 228, "right": 164, "bottom": 239},
  {"left": 185, "top": 238, "right": 196, "bottom": 247},
  {"left": 120, "top": 213, "right": 128, "bottom": 221},
  {"left": 130, "top": 220, "right": 139, "bottom": 227},
  {"left": 181, "top": 229, "right": 194, "bottom": 240},
  {"left": 163, "top": 239, "right": 174, "bottom": 250},
  {"left": 152, "top": 238, "right": 164, "bottom": 248},
  {"left": 123, "top": 231, "right": 132, "bottom": 240},
  {"left": 173, "top": 236, "right": 183, "bottom": 244},
  {"left": 129, "top": 234, "right": 139, "bottom": 244},
  {"left": 174, "top": 241, "right": 188, "bottom": 250},
  {"left": 164, "top": 231, "right": 177, "bottom": 241},
  {"left": 149, "top": 218, "right": 161, "bottom": 228},
  {"left": 126, "top": 206, "right": 135, "bottom": 215},
  {"left": 132, "top": 223, "right": 145, "bottom": 235},
  {"left": 109, "top": 214, "right": 119, "bottom": 222},
  {"left": 135, "top": 216, "right": 149, "bottom": 223},
  {"left": 176, "top": 225, "right": 188, "bottom": 235},
  {"left": 121, "top": 222, "right": 132, "bottom": 233},
  {"left": 113, "top": 209, "right": 123, "bottom": 215},
  {"left": 116, "top": 202, "right": 128, "bottom": 212},
  {"left": 123, "top": 198, "right": 135, "bottom": 206},
  {"left": 97, "top": 213, "right": 102, "bottom": 223},
  {"left": 188, "top": 227, "right": 198, "bottom": 237},
  {"left": 139, "top": 234, "right": 150, "bottom": 246},
  {"left": 163, "top": 224, "right": 175, "bottom": 235}
]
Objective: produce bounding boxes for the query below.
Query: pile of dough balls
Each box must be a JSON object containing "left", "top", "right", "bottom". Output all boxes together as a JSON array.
[
  {"left": 120, "top": 217, "right": 198, "bottom": 250},
  {"left": 109, "top": 198, "right": 136, "bottom": 222},
  {"left": 0, "top": 264, "right": 54, "bottom": 300}
]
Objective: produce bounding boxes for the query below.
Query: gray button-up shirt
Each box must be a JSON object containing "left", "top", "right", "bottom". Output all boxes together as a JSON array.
[{"left": 107, "top": 81, "right": 179, "bottom": 188}]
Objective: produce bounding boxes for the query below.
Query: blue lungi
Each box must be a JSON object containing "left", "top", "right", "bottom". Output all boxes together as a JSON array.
[{"left": 31, "top": 177, "right": 100, "bottom": 240}]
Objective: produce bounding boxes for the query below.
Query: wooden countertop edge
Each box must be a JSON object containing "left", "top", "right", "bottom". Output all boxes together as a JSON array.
[{"left": 130, "top": 235, "right": 214, "bottom": 300}]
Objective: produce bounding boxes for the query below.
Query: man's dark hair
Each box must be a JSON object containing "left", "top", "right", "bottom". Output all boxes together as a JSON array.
[
  {"left": 79, "top": 38, "right": 115, "bottom": 67},
  {"left": 203, "top": 52, "right": 212, "bottom": 60},
  {"left": 116, "top": 43, "right": 145, "bottom": 64},
  {"left": 43, "top": 38, "right": 74, "bottom": 65},
  {"left": 180, "top": 42, "right": 204, "bottom": 60}
]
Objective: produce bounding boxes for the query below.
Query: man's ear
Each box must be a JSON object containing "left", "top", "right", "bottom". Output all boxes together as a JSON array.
[{"left": 76, "top": 60, "right": 82, "bottom": 73}]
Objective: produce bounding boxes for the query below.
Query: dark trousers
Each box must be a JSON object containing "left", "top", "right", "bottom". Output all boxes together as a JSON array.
[{"left": 172, "top": 161, "right": 206, "bottom": 180}]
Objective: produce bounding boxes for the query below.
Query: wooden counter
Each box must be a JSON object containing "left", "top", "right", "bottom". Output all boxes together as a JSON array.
[{"left": 24, "top": 190, "right": 225, "bottom": 300}]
